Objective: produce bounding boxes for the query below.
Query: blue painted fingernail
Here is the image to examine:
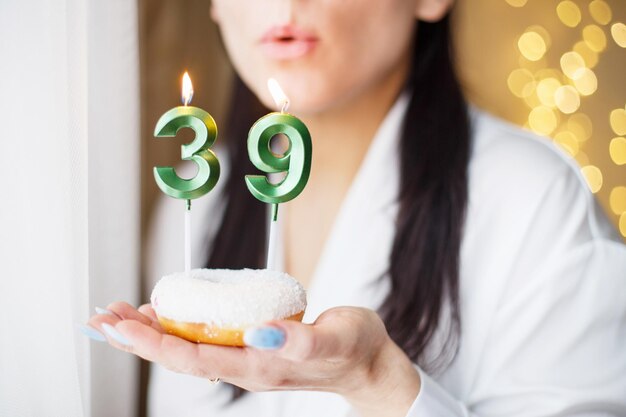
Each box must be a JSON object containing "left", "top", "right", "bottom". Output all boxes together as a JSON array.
[
  {"left": 102, "top": 323, "right": 132, "bottom": 347},
  {"left": 243, "top": 326, "right": 285, "bottom": 350},
  {"left": 78, "top": 324, "right": 106, "bottom": 342},
  {"left": 95, "top": 306, "right": 114, "bottom": 316}
]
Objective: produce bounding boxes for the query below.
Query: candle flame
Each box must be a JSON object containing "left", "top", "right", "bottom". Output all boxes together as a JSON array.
[
  {"left": 182, "top": 72, "right": 194, "bottom": 106},
  {"left": 267, "top": 78, "right": 290, "bottom": 113}
]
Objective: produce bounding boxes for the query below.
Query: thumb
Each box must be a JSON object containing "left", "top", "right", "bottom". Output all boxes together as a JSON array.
[{"left": 244, "top": 309, "right": 360, "bottom": 362}]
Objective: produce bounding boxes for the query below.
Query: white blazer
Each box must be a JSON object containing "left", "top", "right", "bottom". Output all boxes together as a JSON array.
[{"left": 145, "top": 96, "right": 626, "bottom": 417}]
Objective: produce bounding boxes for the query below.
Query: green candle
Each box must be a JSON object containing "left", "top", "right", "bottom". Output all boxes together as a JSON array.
[
  {"left": 245, "top": 79, "right": 312, "bottom": 221},
  {"left": 246, "top": 79, "right": 312, "bottom": 270},
  {"left": 153, "top": 72, "right": 221, "bottom": 273},
  {"left": 153, "top": 72, "right": 220, "bottom": 201}
]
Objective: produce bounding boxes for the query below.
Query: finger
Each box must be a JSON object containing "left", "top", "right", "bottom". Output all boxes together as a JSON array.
[
  {"left": 88, "top": 310, "right": 121, "bottom": 331},
  {"left": 275, "top": 319, "right": 353, "bottom": 361},
  {"left": 114, "top": 320, "right": 249, "bottom": 379},
  {"left": 94, "top": 305, "right": 122, "bottom": 319},
  {"left": 138, "top": 303, "right": 158, "bottom": 322},
  {"left": 256, "top": 308, "right": 378, "bottom": 362},
  {"left": 107, "top": 301, "right": 154, "bottom": 326},
  {"left": 243, "top": 320, "right": 348, "bottom": 362},
  {"left": 85, "top": 311, "right": 123, "bottom": 346},
  {"left": 137, "top": 303, "right": 164, "bottom": 331},
  {"left": 84, "top": 301, "right": 161, "bottom": 346},
  {"left": 106, "top": 301, "right": 165, "bottom": 333}
]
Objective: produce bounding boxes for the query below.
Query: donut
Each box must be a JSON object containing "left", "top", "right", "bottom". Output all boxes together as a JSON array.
[{"left": 150, "top": 268, "right": 307, "bottom": 346}]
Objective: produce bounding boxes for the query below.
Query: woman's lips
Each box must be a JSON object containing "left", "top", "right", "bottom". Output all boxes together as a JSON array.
[{"left": 260, "top": 25, "right": 318, "bottom": 60}]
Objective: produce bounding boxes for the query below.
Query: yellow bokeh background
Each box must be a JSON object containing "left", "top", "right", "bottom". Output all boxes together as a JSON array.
[
  {"left": 139, "top": 0, "right": 626, "bottom": 239},
  {"left": 454, "top": 0, "right": 626, "bottom": 238}
]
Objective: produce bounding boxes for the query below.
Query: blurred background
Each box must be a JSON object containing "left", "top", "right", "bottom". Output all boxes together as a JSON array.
[{"left": 139, "top": 0, "right": 626, "bottom": 255}]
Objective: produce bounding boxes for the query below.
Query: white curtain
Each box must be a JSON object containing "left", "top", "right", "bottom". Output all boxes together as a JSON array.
[{"left": 0, "top": 1, "right": 140, "bottom": 416}]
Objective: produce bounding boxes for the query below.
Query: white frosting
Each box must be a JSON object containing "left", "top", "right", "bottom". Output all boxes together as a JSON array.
[{"left": 151, "top": 268, "right": 307, "bottom": 327}]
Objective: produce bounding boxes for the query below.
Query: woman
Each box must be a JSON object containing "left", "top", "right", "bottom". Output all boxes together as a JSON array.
[{"left": 87, "top": 0, "right": 626, "bottom": 416}]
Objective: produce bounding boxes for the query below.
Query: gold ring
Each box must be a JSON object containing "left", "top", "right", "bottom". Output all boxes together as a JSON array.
[{"left": 208, "top": 377, "right": 220, "bottom": 384}]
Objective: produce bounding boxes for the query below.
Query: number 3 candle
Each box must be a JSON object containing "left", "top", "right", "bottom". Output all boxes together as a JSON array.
[
  {"left": 153, "top": 72, "right": 221, "bottom": 273},
  {"left": 246, "top": 78, "right": 312, "bottom": 269}
]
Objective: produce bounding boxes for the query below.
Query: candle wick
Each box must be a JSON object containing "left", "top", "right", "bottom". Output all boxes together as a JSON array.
[{"left": 280, "top": 100, "right": 289, "bottom": 114}]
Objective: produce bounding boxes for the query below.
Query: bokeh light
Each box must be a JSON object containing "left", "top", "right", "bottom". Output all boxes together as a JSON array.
[
  {"left": 568, "top": 113, "right": 593, "bottom": 142},
  {"left": 573, "top": 41, "right": 599, "bottom": 68},
  {"left": 518, "top": 55, "right": 548, "bottom": 71},
  {"left": 507, "top": 69, "right": 536, "bottom": 98},
  {"left": 576, "top": 150, "right": 590, "bottom": 166},
  {"left": 589, "top": 0, "right": 612, "bottom": 25},
  {"left": 506, "top": 0, "right": 529, "bottom": 7},
  {"left": 557, "top": 1, "right": 582, "bottom": 28},
  {"left": 523, "top": 91, "right": 542, "bottom": 109},
  {"left": 536, "top": 78, "right": 561, "bottom": 107},
  {"left": 610, "top": 108, "right": 626, "bottom": 135},
  {"left": 554, "top": 131, "right": 579, "bottom": 156},
  {"left": 572, "top": 68, "right": 598, "bottom": 96},
  {"left": 518, "top": 31, "right": 547, "bottom": 61},
  {"left": 527, "top": 25, "right": 552, "bottom": 49},
  {"left": 528, "top": 106, "right": 558, "bottom": 134},
  {"left": 609, "top": 186, "right": 626, "bottom": 214},
  {"left": 581, "top": 165, "right": 603, "bottom": 193},
  {"left": 609, "top": 137, "right": 626, "bottom": 165},
  {"left": 611, "top": 23, "right": 626, "bottom": 48},
  {"left": 560, "top": 51, "right": 586, "bottom": 78},
  {"left": 582, "top": 25, "right": 607, "bottom": 52},
  {"left": 502, "top": 0, "right": 624, "bottom": 237},
  {"left": 555, "top": 85, "right": 580, "bottom": 114},
  {"left": 535, "top": 68, "right": 564, "bottom": 82}
]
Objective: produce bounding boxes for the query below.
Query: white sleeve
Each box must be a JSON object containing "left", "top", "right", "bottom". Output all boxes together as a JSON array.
[
  {"left": 404, "top": 162, "right": 626, "bottom": 417},
  {"left": 406, "top": 367, "right": 476, "bottom": 417}
]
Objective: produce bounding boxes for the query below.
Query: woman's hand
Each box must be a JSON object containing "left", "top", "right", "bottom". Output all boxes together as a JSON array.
[{"left": 87, "top": 302, "right": 421, "bottom": 417}]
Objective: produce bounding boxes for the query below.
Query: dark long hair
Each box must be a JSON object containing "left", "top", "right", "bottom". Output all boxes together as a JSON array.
[{"left": 206, "top": 15, "right": 470, "bottom": 397}]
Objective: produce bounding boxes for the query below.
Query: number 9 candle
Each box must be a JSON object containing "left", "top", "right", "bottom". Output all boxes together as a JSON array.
[
  {"left": 246, "top": 78, "right": 312, "bottom": 269},
  {"left": 154, "top": 72, "right": 221, "bottom": 273}
]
